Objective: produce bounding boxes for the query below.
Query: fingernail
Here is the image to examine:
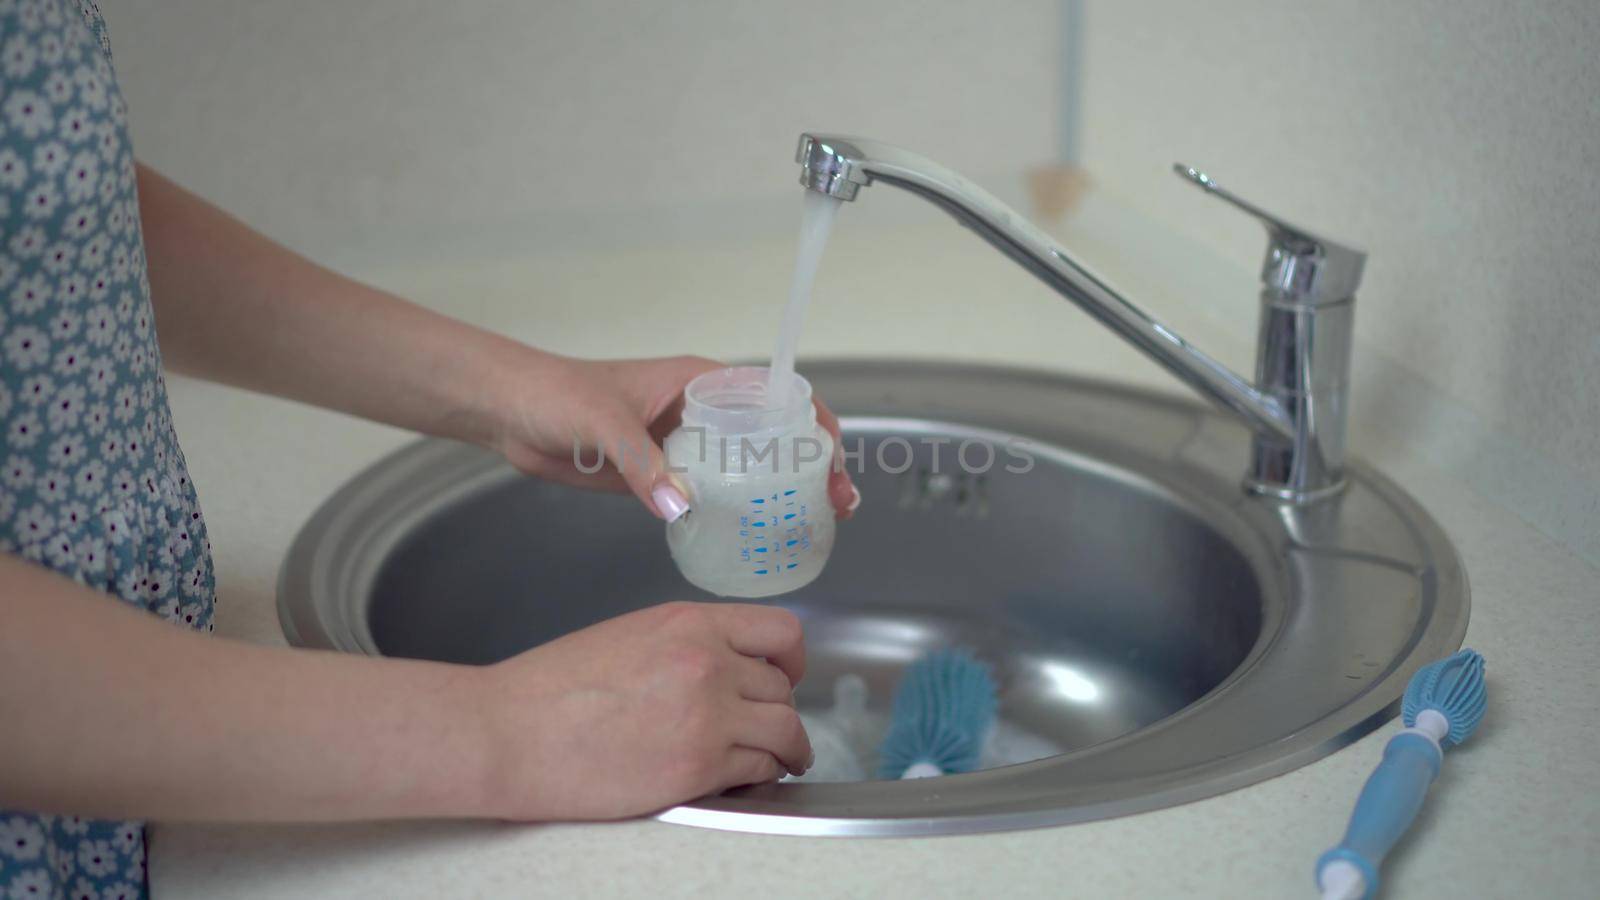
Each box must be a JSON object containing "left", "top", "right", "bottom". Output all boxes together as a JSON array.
[
  {"left": 845, "top": 484, "right": 861, "bottom": 514},
  {"left": 652, "top": 483, "right": 691, "bottom": 523}
]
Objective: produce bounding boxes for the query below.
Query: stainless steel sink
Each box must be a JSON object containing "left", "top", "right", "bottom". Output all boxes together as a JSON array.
[{"left": 278, "top": 360, "right": 1468, "bottom": 836}]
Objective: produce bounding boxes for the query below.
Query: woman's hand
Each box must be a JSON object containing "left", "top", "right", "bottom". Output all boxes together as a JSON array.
[
  {"left": 474, "top": 601, "right": 811, "bottom": 821},
  {"left": 488, "top": 353, "right": 860, "bottom": 522}
]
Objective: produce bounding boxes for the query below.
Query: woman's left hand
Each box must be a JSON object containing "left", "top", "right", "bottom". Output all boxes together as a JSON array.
[
  {"left": 134, "top": 169, "right": 855, "bottom": 523},
  {"left": 488, "top": 353, "right": 859, "bottom": 523}
]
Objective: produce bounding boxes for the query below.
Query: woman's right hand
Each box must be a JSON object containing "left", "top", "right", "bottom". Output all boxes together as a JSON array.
[
  {"left": 0, "top": 558, "right": 806, "bottom": 825},
  {"left": 473, "top": 601, "right": 812, "bottom": 821}
]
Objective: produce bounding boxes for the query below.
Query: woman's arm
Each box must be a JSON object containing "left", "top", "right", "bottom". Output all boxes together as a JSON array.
[
  {"left": 135, "top": 165, "right": 858, "bottom": 519},
  {"left": 0, "top": 556, "right": 488, "bottom": 822},
  {"left": 136, "top": 165, "right": 532, "bottom": 454},
  {"left": 0, "top": 555, "right": 809, "bottom": 823}
]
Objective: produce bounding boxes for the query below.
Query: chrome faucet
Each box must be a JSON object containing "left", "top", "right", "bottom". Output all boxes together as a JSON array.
[{"left": 796, "top": 134, "right": 1365, "bottom": 503}]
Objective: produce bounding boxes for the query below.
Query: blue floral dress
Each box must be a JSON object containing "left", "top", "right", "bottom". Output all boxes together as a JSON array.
[{"left": 1, "top": 2, "right": 216, "bottom": 898}]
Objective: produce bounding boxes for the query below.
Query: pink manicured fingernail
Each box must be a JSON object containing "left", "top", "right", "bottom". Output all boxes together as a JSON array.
[
  {"left": 845, "top": 484, "right": 861, "bottom": 514},
  {"left": 652, "top": 483, "right": 691, "bottom": 522}
]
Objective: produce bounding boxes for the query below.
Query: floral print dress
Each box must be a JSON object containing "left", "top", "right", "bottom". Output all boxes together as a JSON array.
[{"left": 1, "top": 2, "right": 216, "bottom": 898}]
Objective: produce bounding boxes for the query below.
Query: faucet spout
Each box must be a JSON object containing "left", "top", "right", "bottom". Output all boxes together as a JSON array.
[{"left": 796, "top": 133, "right": 1363, "bottom": 502}]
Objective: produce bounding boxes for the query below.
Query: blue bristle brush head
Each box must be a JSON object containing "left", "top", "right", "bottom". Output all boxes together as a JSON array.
[
  {"left": 1401, "top": 647, "right": 1487, "bottom": 748},
  {"left": 878, "top": 648, "right": 998, "bottom": 779}
]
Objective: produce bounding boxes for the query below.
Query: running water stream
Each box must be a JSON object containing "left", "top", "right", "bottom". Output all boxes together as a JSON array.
[{"left": 767, "top": 190, "right": 842, "bottom": 407}]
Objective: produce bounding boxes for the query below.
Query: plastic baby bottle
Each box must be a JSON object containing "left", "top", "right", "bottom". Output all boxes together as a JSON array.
[{"left": 664, "top": 366, "right": 835, "bottom": 598}]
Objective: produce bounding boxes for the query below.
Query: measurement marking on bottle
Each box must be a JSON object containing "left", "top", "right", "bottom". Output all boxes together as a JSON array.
[{"left": 742, "top": 491, "right": 811, "bottom": 575}]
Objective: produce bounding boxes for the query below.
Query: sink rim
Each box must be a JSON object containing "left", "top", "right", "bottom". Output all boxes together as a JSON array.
[{"left": 278, "top": 359, "right": 1469, "bottom": 836}]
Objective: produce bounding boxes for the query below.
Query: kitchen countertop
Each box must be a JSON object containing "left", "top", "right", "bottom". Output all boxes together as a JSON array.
[{"left": 149, "top": 191, "right": 1600, "bottom": 898}]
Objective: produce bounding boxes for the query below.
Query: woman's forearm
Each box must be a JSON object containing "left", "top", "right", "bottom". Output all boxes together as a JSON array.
[
  {"left": 0, "top": 555, "right": 493, "bottom": 823},
  {"left": 136, "top": 163, "right": 542, "bottom": 448}
]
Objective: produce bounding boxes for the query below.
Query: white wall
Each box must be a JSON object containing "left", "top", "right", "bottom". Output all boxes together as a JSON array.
[
  {"left": 1076, "top": 0, "right": 1600, "bottom": 493},
  {"left": 100, "top": 0, "right": 1060, "bottom": 258}
]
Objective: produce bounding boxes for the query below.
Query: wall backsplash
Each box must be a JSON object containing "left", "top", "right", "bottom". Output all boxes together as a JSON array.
[
  {"left": 1077, "top": 0, "right": 1599, "bottom": 558},
  {"left": 96, "top": 0, "right": 1594, "bottom": 559},
  {"left": 101, "top": 0, "right": 1058, "bottom": 260}
]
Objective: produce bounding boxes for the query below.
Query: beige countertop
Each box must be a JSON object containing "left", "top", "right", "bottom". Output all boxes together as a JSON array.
[{"left": 148, "top": 193, "right": 1600, "bottom": 898}]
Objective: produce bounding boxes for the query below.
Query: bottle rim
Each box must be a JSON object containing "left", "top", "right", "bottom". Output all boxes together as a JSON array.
[{"left": 680, "top": 366, "right": 815, "bottom": 435}]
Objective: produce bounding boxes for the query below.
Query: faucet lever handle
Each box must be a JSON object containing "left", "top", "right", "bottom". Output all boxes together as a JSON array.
[{"left": 1174, "top": 163, "right": 1366, "bottom": 304}]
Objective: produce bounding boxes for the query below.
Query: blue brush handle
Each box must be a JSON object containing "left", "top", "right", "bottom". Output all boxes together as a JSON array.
[{"left": 1317, "top": 731, "right": 1442, "bottom": 898}]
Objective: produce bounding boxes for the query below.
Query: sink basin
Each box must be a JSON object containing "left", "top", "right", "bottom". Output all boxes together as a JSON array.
[{"left": 278, "top": 360, "right": 1467, "bottom": 836}]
